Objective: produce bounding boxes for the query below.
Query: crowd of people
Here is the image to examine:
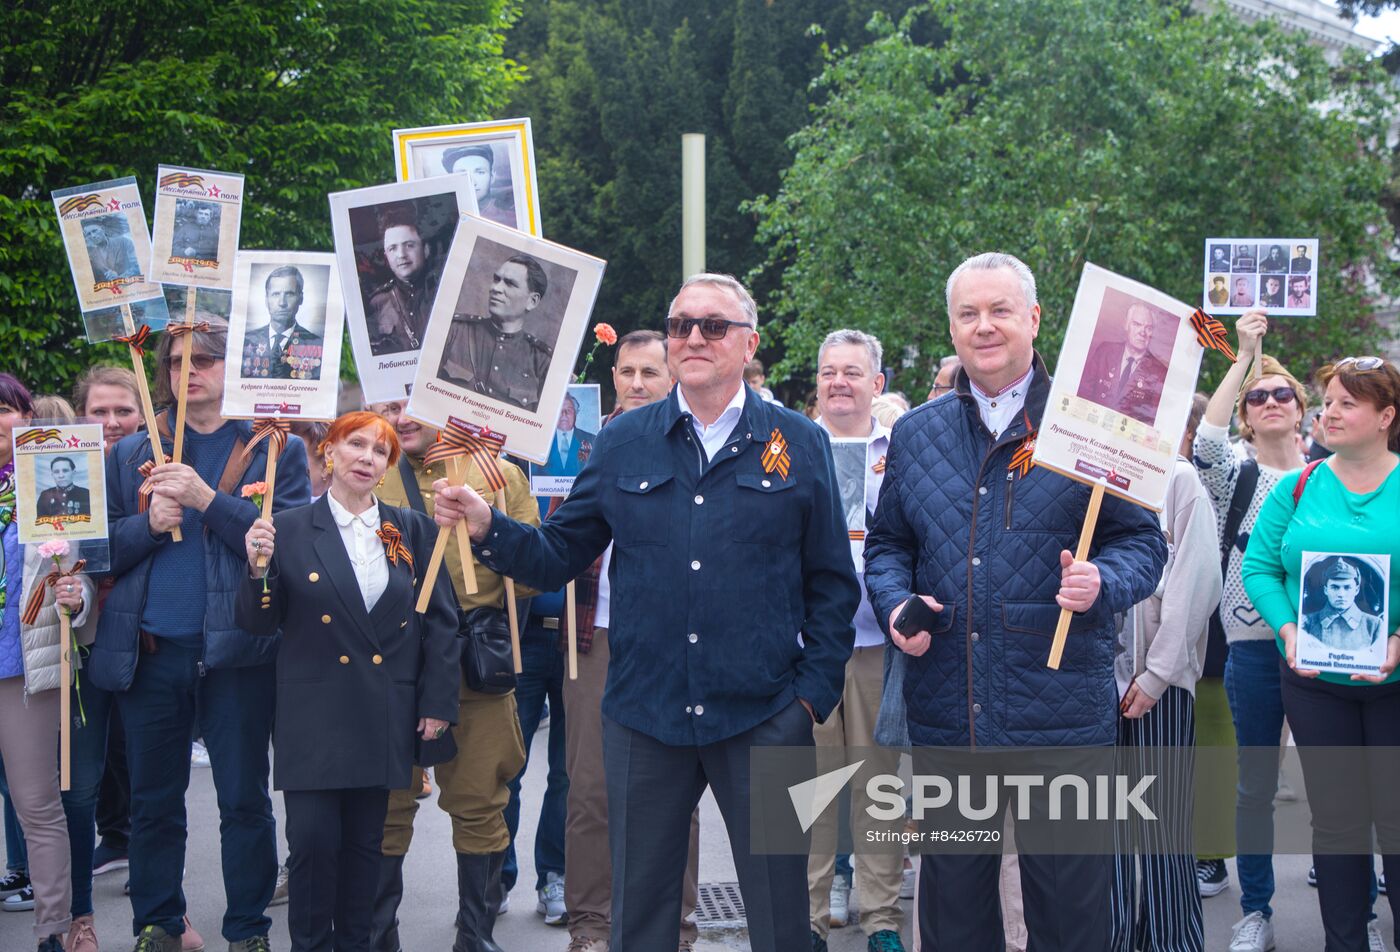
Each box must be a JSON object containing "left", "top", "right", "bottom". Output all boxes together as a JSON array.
[{"left": 2, "top": 254, "right": 1399, "bottom": 952}]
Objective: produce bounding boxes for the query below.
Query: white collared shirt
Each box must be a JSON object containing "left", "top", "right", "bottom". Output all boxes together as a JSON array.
[
  {"left": 595, "top": 545, "right": 613, "bottom": 630},
  {"left": 556, "top": 428, "right": 573, "bottom": 460},
  {"left": 816, "top": 415, "right": 892, "bottom": 649},
  {"left": 326, "top": 492, "right": 389, "bottom": 612},
  {"left": 969, "top": 366, "right": 1033, "bottom": 439},
  {"left": 676, "top": 384, "right": 747, "bottom": 462}
]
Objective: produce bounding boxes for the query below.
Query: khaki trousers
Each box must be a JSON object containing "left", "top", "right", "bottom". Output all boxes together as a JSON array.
[
  {"left": 382, "top": 681, "right": 526, "bottom": 856},
  {"left": 564, "top": 629, "right": 700, "bottom": 942},
  {"left": 808, "top": 645, "right": 904, "bottom": 938}
]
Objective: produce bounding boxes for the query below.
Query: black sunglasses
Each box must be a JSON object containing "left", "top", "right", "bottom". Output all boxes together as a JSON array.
[
  {"left": 161, "top": 353, "right": 221, "bottom": 372},
  {"left": 1244, "top": 387, "right": 1297, "bottom": 407},
  {"left": 664, "top": 316, "right": 753, "bottom": 341}
]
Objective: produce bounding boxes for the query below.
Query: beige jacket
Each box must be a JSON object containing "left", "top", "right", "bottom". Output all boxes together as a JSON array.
[
  {"left": 18, "top": 543, "right": 97, "bottom": 695},
  {"left": 1119, "top": 458, "right": 1222, "bottom": 699}
]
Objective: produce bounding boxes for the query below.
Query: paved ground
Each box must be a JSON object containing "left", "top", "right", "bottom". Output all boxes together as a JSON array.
[{"left": 1, "top": 733, "right": 1388, "bottom": 951}]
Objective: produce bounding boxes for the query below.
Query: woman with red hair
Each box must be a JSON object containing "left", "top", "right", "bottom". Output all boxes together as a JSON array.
[{"left": 236, "top": 411, "right": 460, "bottom": 952}]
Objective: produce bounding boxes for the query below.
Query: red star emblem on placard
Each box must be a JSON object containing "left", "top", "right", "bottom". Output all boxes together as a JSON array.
[
  {"left": 208, "top": 185, "right": 221, "bottom": 197},
  {"left": 66, "top": 435, "right": 80, "bottom": 447},
  {"left": 107, "top": 198, "right": 121, "bottom": 211}
]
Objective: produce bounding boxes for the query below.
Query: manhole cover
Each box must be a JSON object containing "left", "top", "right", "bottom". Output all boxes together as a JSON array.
[{"left": 695, "top": 881, "right": 746, "bottom": 928}]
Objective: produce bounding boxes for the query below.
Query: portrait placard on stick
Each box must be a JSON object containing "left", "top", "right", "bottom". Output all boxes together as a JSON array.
[
  {"left": 1296, "top": 552, "right": 1390, "bottom": 677},
  {"left": 51, "top": 178, "right": 165, "bottom": 319},
  {"left": 221, "top": 251, "right": 345, "bottom": 422},
  {"left": 407, "top": 216, "right": 606, "bottom": 465},
  {"left": 1203, "top": 238, "right": 1317, "bottom": 317},
  {"left": 149, "top": 165, "right": 245, "bottom": 290},
  {"left": 528, "top": 383, "right": 601, "bottom": 497},
  {"left": 393, "top": 118, "right": 542, "bottom": 236},
  {"left": 830, "top": 439, "right": 870, "bottom": 572},
  {"left": 13, "top": 424, "right": 108, "bottom": 545},
  {"left": 329, "top": 176, "right": 479, "bottom": 403}
]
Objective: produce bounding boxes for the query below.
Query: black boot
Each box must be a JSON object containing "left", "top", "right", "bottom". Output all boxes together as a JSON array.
[
  {"left": 453, "top": 852, "right": 505, "bottom": 952},
  {"left": 370, "top": 853, "right": 406, "bottom": 952}
]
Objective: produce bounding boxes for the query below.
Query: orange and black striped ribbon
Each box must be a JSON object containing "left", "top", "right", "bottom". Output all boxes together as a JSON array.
[
  {"left": 761, "top": 428, "right": 791, "bottom": 480},
  {"left": 242, "top": 419, "right": 291, "bottom": 463},
  {"left": 423, "top": 420, "right": 507, "bottom": 492},
  {"left": 1190, "top": 309, "right": 1238, "bottom": 362},
  {"left": 167, "top": 321, "right": 211, "bottom": 338},
  {"left": 136, "top": 455, "right": 173, "bottom": 513},
  {"left": 377, "top": 522, "right": 414, "bottom": 569},
  {"left": 14, "top": 428, "right": 62, "bottom": 448},
  {"left": 21, "top": 560, "right": 87, "bottom": 626},
  {"left": 1009, "top": 431, "right": 1037, "bottom": 478},
  {"left": 872, "top": 454, "right": 886, "bottom": 474},
  {"left": 115, "top": 324, "right": 153, "bottom": 358}
]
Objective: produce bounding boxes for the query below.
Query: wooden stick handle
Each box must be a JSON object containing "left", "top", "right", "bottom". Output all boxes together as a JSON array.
[
  {"left": 505, "top": 577, "right": 522, "bottom": 674},
  {"left": 121, "top": 304, "right": 180, "bottom": 542},
  {"left": 416, "top": 528, "right": 452, "bottom": 614},
  {"left": 255, "top": 449, "right": 277, "bottom": 570},
  {"left": 417, "top": 456, "right": 478, "bottom": 611},
  {"left": 566, "top": 580, "right": 578, "bottom": 681},
  {"left": 1047, "top": 482, "right": 1106, "bottom": 670},
  {"left": 59, "top": 612, "right": 72, "bottom": 792},
  {"left": 449, "top": 458, "right": 478, "bottom": 596},
  {"left": 172, "top": 291, "right": 197, "bottom": 466}
]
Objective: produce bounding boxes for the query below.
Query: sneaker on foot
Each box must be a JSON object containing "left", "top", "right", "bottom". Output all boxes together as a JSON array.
[
  {"left": 1308, "top": 865, "right": 1318, "bottom": 887},
  {"left": 1196, "top": 858, "right": 1229, "bottom": 898},
  {"left": 811, "top": 930, "right": 829, "bottom": 952},
  {"left": 226, "top": 936, "right": 268, "bottom": 952},
  {"left": 566, "top": 937, "right": 608, "bottom": 952},
  {"left": 1370, "top": 918, "right": 1389, "bottom": 952},
  {"left": 67, "top": 914, "right": 99, "bottom": 952},
  {"left": 1229, "top": 911, "right": 1275, "bottom": 952},
  {"left": 537, "top": 871, "right": 566, "bottom": 926},
  {"left": 4, "top": 886, "right": 35, "bottom": 911},
  {"left": 899, "top": 862, "right": 916, "bottom": 900},
  {"left": 179, "top": 917, "right": 203, "bottom": 952},
  {"left": 267, "top": 864, "right": 289, "bottom": 907},
  {"left": 93, "top": 843, "right": 129, "bottom": 876},
  {"left": 0, "top": 869, "right": 29, "bottom": 899},
  {"left": 131, "top": 925, "right": 180, "bottom": 952},
  {"left": 868, "top": 929, "right": 907, "bottom": 952},
  {"left": 829, "top": 877, "right": 852, "bottom": 929}
]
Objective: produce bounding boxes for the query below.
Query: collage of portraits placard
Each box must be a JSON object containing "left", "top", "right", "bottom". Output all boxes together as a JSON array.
[
  {"left": 1203, "top": 237, "right": 1317, "bottom": 316},
  {"left": 1295, "top": 552, "right": 1390, "bottom": 676},
  {"left": 51, "top": 177, "right": 168, "bottom": 340},
  {"left": 329, "top": 176, "right": 480, "bottom": 403},
  {"left": 830, "top": 438, "right": 871, "bottom": 571},
  {"left": 393, "top": 118, "right": 542, "bottom": 237},
  {"left": 149, "top": 165, "right": 246, "bottom": 291},
  {"left": 1033, "top": 263, "right": 1204, "bottom": 511},
  {"left": 528, "top": 383, "right": 602, "bottom": 497},
  {"left": 12, "top": 423, "right": 108, "bottom": 545},
  {"left": 221, "top": 251, "right": 345, "bottom": 421},
  {"left": 407, "top": 216, "right": 606, "bottom": 465}
]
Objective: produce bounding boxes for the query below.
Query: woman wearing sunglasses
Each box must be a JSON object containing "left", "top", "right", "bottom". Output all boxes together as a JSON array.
[
  {"left": 1191, "top": 310, "right": 1307, "bottom": 952},
  {"left": 1243, "top": 356, "right": 1400, "bottom": 951}
]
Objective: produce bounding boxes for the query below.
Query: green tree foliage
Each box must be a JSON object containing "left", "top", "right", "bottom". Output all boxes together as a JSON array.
[
  {"left": 1, "top": 0, "right": 523, "bottom": 389},
  {"left": 503, "top": 0, "right": 919, "bottom": 370},
  {"left": 749, "top": 0, "right": 1400, "bottom": 395}
]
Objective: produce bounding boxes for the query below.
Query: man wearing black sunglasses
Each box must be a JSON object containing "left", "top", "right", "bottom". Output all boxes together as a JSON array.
[{"left": 432, "top": 272, "right": 859, "bottom": 952}]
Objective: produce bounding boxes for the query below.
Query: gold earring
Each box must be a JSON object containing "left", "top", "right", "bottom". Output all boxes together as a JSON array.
[
  {"left": 325, "top": 457, "right": 333, "bottom": 474},
  {"left": 377, "top": 475, "right": 386, "bottom": 488}
]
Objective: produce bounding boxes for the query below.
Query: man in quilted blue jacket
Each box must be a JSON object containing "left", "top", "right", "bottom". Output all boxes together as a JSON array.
[{"left": 864, "top": 252, "right": 1167, "bottom": 952}]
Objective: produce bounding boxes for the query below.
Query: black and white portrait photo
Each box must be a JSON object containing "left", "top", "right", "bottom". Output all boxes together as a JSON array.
[
  {"left": 171, "top": 199, "right": 222, "bottom": 262},
  {"left": 35, "top": 455, "right": 91, "bottom": 519},
  {"left": 1296, "top": 552, "right": 1390, "bottom": 675},
  {"left": 1204, "top": 237, "right": 1319, "bottom": 316},
  {"left": 1075, "top": 289, "right": 1177, "bottom": 426},
  {"left": 149, "top": 164, "right": 245, "bottom": 290},
  {"left": 82, "top": 214, "right": 141, "bottom": 284},
  {"left": 393, "top": 118, "right": 543, "bottom": 237}
]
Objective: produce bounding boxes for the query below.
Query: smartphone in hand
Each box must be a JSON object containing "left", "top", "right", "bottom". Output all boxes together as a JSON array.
[{"left": 893, "top": 596, "right": 941, "bottom": 637}]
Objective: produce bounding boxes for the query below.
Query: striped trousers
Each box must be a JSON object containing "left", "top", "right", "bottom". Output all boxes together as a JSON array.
[{"left": 1110, "top": 685, "right": 1204, "bottom": 952}]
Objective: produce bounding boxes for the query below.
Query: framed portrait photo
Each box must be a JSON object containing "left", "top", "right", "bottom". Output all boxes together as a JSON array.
[
  {"left": 221, "top": 251, "right": 345, "bottom": 421},
  {"left": 1296, "top": 552, "right": 1390, "bottom": 676},
  {"left": 51, "top": 177, "right": 167, "bottom": 339},
  {"left": 329, "top": 176, "right": 480, "bottom": 403},
  {"left": 392, "top": 118, "right": 542, "bottom": 237},
  {"left": 12, "top": 423, "right": 108, "bottom": 545},
  {"left": 830, "top": 438, "right": 871, "bottom": 571},
  {"left": 149, "top": 165, "right": 246, "bottom": 291},
  {"left": 1203, "top": 237, "right": 1317, "bottom": 316},
  {"left": 528, "top": 383, "right": 602, "bottom": 497},
  {"left": 1033, "top": 263, "right": 1205, "bottom": 511},
  {"left": 407, "top": 216, "right": 607, "bottom": 465}
]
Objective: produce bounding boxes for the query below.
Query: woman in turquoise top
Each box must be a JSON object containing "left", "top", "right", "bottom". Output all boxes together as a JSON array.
[{"left": 1242, "top": 357, "right": 1400, "bottom": 951}]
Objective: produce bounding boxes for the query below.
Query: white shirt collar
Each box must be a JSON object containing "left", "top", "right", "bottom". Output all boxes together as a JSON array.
[
  {"left": 968, "top": 366, "right": 1033, "bottom": 439},
  {"left": 816, "top": 414, "right": 890, "bottom": 446},
  {"left": 676, "top": 384, "right": 746, "bottom": 432},
  {"left": 326, "top": 492, "right": 378, "bottom": 530}
]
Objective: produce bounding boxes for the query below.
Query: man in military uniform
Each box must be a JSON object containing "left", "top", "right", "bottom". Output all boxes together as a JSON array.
[
  {"left": 83, "top": 217, "right": 140, "bottom": 283},
  {"left": 36, "top": 456, "right": 91, "bottom": 518},
  {"left": 437, "top": 253, "right": 553, "bottom": 412},
  {"left": 1078, "top": 302, "right": 1168, "bottom": 425},
  {"left": 1303, "top": 558, "right": 1385, "bottom": 651},
  {"left": 171, "top": 202, "right": 220, "bottom": 262},
  {"left": 366, "top": 209, "right": 440, "bottom": 355},
  {"left": 240, "top": 265, "right": 325, "bottom": 380},
  {"left": 443, "top": 144, "right": 516, "bottom": 228}
]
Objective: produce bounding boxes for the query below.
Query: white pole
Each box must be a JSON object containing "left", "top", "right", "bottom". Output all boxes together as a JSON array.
[{"left": 682, "top": 133, "right": 706, "bottom": 279}]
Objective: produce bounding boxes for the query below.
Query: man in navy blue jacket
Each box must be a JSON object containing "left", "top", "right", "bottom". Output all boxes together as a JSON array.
[
  {"left": 90, "top": 324, "right": 309, "bottom": 952},
  {"left": 433, "top": 273, "right": 860, "bottom": 952},
  {"left": 864, "top": 253, "right": 1167, "bottom": 952}
]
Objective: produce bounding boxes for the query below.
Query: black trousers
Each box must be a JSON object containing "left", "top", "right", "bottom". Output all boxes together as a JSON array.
[
  {"left": 95, "top": 698, "right": 131, "bottom": 850},
  {"left": 1282, "top": 664, "right": 1400, "bottom": 952},
  {"left": 603, "top": 699, "right": 813, "bottom": 952},
  {"left": 284, "top": 787, "right": 390, "bottom": 952}
]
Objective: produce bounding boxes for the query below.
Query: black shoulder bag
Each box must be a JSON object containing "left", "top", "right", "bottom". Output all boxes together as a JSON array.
[{"left": 1203, "top": 458, "right": 1258, "bottom": 678}]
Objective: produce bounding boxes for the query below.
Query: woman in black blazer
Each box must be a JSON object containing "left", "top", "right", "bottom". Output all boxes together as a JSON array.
[{"left": 237, "top": 411, "right": 459, "bottom": 952}]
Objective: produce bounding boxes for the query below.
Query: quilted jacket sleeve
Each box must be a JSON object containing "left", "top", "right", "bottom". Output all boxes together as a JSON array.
[
  {"left": 864, "top": 417, "right": 920, "bottom": 637},
  {"left": 1088, "top": 492, "right": 1169, "bottom": 619}
]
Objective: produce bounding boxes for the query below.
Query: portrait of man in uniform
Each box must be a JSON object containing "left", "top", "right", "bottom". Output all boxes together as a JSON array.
[
  {"left": 82, "top": 214, "right": 141, "bottom": 283},
  {"left": 1259, "top": 274, "right": 1285, "bottom": 308},
  {"left": 1258, "top": 244, "right": 1289, "bottom": 274},
  {"left": 1292, "top": 244, "right": 1313, "bottom": 273},
  {"left": 35, "top": 456, "right": 91, "bottom": 519},
  {"left": 1232, "top": 244, "right": 1257, "bottom": 272},
  {"left": 1302, "top": 557, "right": 1384, "bottom": 651},
  {"left": 436, "top": 251, "right": 555, "bottom": 412},
  {"left": 1076, "top": 300, "right": 1171, "bottom": 426},
  {"left": 240, "top": 264, "right": 325, "bottom": 380},
  {"left": 1208, "top": 276, "right": 1228, "bottom": 306},
  {"left": 443, "top": 143, "right": 517, "bottom": 229},
  {"left": 1208, "top": 244, "right": 1230, "bottom": 272},
  {"left": 171, "top": 200, "right": 221, "bottom": 262},
  {"left": 367, "top": 205, "right": 442, "bottom": 356}
]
